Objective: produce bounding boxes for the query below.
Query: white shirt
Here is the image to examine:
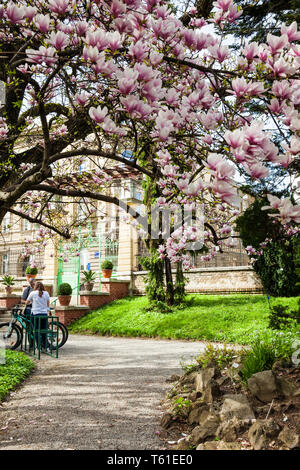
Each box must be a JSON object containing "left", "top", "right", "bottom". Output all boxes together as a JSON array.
[{"left": 27, "top": 291, "right": 50, "bottom": 315}]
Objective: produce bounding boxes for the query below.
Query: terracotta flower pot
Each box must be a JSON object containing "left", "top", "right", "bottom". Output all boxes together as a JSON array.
[
  {"left": 5, "top": 286, "right": 13, "bottom": 295},
  {"left": 102, "top": 269, "right": 112, "bottom": 279},
  {"left": 58, "top": 295, "right": 71, "bottom": 306},
  {"left": 84, "top": 282, "right": 94, "bottom": 291},
  {"left": 26, "top": 274, "right": 37, "bottom": 281}
]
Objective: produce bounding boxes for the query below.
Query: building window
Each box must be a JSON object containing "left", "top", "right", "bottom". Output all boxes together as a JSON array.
[
  {"left": 1, "top": 253, "right": 9, "bottom": 274},
  {"left": 79, "top": 159, "right": 89, "bottom": 173},
  {"left": 21, "top": 256, "right": 31, "bottom": 276},
  {"left": 23, "top": 219, "right": 31, "bottom": 231},
  {"left": 2, "top": 214, "right": 10, "bottom": 233}
]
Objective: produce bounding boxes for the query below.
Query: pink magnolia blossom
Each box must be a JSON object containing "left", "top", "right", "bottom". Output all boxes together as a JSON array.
[
  {"left": 208, "top": 44, "right": 229, "bottom": 63},
  {"left": 117, "top": 69, "right": 139, "bottom": 95},
  {"left": 75, "top": 92, "right": 89, "bottom": 106},
  {"left": 281, "top": 22, "right": 300, "bottom": 42},
  {"left": 267, "top": 33, "right": 289, "bottom": 55},
  {"left": 48, "top": 31, "right": 69, "bottom": 50},
  {"left": 272, "top": 80, "right": 293, "bottom": 100},
  {"left": 34, "top": 14, "right": 50, "bottom": 33},
  {"left": 48, "top": 0, "right": 71, "bottom": 15},
  {"left": 261, "top": 194, "right": 283, "bottom": 211},
  {"left": 212, "top": 180, "right": 240, "bottom": 207},
  {"left": 26, "top": 46, "right": 58, "bottom": 66},
  {"left": 128, "top": 40, "right": 149, "bottom": 61},
  {"left": 243, "top": 41, "right": 259, "bottom": 60},
  {"left": 182, "top": 179, "right": 206, "bottom": 196},
  {"left": 269, "top": 199, "right": 300, "bottom": 224},
  {"left": 6, "top": 2, "right": 25, "bottom": 24},
  {"left": 89, "top": 106, "right": 108, "bottom": 124},
  {"left": 224, "top": 129, "right": 244, "bottom": 149},
  {"left": 213, "top": 0, "right": 233, "bottom": 12},
  {"left": 24, "top": 6, "right": 37, "bottom": 21},
  {"left": 246, "top": 163, "right": 269, "bottom": 179}
]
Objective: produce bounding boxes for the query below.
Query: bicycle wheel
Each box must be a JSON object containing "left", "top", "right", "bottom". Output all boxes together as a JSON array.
[
  {"left": 59, "top": 322, "right": 69, "bottom": 346},
  {"left": 47, "top": 322, "right": 66, "bottom": 349},
  {"left": 0, "top": 323, "right": 23, "bottom": 350}
]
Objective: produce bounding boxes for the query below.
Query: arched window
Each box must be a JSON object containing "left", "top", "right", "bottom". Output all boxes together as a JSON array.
[{"left": 2, "top": 214, "right": 10, "bottom": 233}]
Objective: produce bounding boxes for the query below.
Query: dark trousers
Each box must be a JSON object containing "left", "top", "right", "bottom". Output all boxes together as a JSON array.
[{"left": 31, "top": 314, "right": 48, "bottom": 349}]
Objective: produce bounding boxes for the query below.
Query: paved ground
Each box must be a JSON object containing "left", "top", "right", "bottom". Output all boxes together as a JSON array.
[{"left": 0, "top": 334, "right": 207, "bottom": 450}]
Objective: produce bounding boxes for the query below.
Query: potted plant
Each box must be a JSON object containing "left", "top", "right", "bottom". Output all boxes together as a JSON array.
[
  {"left": 101, "top": 260, "right": 113, "bottom": 279},
  {"left": 1, "top": 275, "right": 15, "bottom": 294},
  {"left": 57, "top": 282, "right": 72, "bottom": 306},
  {"left": 81, "top": 270, "right": 97, "bottom": 291},
  {"left": 25, "top": 265, "right": 38, "bottom": 281}
]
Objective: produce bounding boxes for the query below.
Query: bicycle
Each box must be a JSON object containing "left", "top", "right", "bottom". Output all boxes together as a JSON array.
[{"left": 0, "top": 304, "right": 68, "bottom": 351}]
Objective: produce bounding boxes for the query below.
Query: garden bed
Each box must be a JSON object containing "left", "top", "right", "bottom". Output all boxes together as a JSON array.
[{"left": 0, "top": 351, "right": 34, "bottom": 402}]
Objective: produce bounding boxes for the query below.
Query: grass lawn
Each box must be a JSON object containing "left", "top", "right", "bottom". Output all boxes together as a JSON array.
[
  {"left": 69, "top": 294, "right": 300, "bottom": 345},
  {"left": 0, "top": 350, "right": 34, "bottom": 402}
]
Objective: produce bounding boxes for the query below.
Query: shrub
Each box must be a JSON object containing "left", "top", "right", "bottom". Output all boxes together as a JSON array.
[
  {"left": 195, "top": 343, "right": 241, "bottom": 369},
  {"left": 101, "top": 260, "right": 113, "bottom": 270},
  {"left": 240, "top": 341, "right": 277, "bottom": 384},
  {"left": 268, "top": 301, "right": 300, "bottom": 330},
  {"left": 57, "top": 282, "right": 72, "bottom": 296},
  {"left": 0, "top": 351, "right": 34, "bottom": 401},
  {"left": 235, "top": 198, "right": 300, "bottom": 297},
  {"left": 25, "top": 266, "right": 38, "bottom": 275}
]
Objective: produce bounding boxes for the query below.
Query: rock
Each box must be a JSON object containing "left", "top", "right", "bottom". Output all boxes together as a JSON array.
[
  {"left": 195, "top": 368, "right": 215, "bottom": 393},
  {"left": 176, "top": 438, "right": 191, "bottom": 450},
  {"left": 160, "top": 412, "right": 173, "bottom": 429},
  {"left": 196, "top": 441, "right": 219, "bottom": 450},
  {"left": 216, "top": 375, "right": 232, "bottom": 387},
  {"left": 276, "top": 376, "right": 300, "bottom": 398},
  {"left": 188, "top": 402, "right": 209, "bottom": 425},
  {"left": 248, "top": 419, "right": 281, "bottom": 450},
  {"left": 188, "top": 391, "right": 198, "bottom": 402},
  {"left": 220, "top": 394, "right": 255, "bottom": 421},
  {"left": 166, "top": 374, "right": 181, "bottom": 383},
  {"left": 201, "top": 380, "right": 221, "bottom": 404},
  {"left": 216, "top": 416, "right": 250, "bottom": 442},
  {"left": 180, "top": 371, "right": 198, "bottom": 386},
  {"left": 278, "top": 426, "right": 300, "bottom": 449},
  {"left": 217, "top": 441, "right": 242, "bottom": 450},
  {"left": 190, "top": 412, "right": 220, "bottom": 444},
  {"left": 248, "top": 370, "right": 278, "bottom": 403},
  {"left": 272, "top": 359, "right": 293, "bottom": 372}
]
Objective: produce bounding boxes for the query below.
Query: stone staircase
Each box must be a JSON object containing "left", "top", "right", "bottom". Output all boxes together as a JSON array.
[{"left": 0, "top": 307, "right": 12, "bottom": 323}]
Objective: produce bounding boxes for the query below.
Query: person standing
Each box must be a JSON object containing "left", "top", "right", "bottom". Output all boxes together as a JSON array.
[
  {"left": 21, "top": 278, "right": 35, "bottom": 317},
  {"left": 26, "top": 282, "right": 50, "bottom": 350}
]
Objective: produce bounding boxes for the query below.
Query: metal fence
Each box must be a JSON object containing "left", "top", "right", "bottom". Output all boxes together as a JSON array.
[{"left": 136, "top": 236, "right": 249, "bottom": 270}]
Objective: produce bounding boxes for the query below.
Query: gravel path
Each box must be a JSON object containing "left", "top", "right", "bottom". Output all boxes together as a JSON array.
[{"left": 0, "top": 334, "right": 207, "bottom": 450}]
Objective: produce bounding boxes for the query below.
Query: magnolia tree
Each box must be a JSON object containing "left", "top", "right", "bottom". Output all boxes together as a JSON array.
[{"left": 0, "top": 0, "right": 299, "bottom": 303}]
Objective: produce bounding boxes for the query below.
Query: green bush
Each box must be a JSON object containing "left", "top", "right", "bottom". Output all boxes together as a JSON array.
[
  {"left": 235, "top": 198, "right": 300, "bottom": 297},
  {"left": 101, "top": 260, "right": 113, "bottom": 270},
  {"left": 195, "top": 343, "right": 241, "bottom": 369},
  {"left": 240, "top": 341, "right": 277, "bottom": 384},
  {"left": 268, "top": 301, "right": 300, "bottom": 330},
  {"left": 57, "top": 282, "right": 72, "bottom": 296},
  {"left": 25, "top": 266, "right": 38, "bottom": 275},
  {"left": 0, "top": 351, "right": 34, "bottom": 401},
  {"left": 253, "top": 239, "right": 300, "bottom": 297}
]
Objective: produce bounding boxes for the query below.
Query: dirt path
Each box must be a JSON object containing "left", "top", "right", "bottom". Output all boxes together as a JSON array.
[{"left": 0, "top": 334, "right": 206, "bottom": 450}]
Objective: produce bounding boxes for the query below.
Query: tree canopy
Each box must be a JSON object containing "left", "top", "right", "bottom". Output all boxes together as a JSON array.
[{"left": 0, "top": 0, "right": 299, "bottom": 274}]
